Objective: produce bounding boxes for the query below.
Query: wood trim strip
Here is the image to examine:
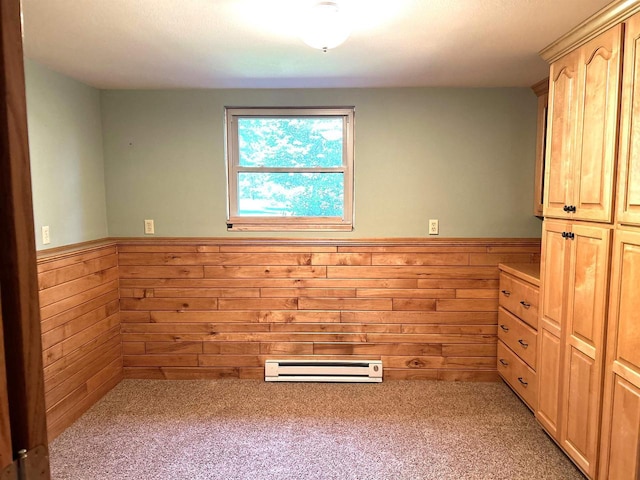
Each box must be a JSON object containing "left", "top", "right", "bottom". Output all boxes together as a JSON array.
[
  {"left": 540, "top": 0, "right": 640, "bottom": 63},
  {"left": 35, "top": 237, "right": 541, "bottom": 256},
  {"left": 114, "top": 237, "right": 541, "bottom": 248},
  {"left": 37, "top": 239, "right": 118, "bottom": 262}
]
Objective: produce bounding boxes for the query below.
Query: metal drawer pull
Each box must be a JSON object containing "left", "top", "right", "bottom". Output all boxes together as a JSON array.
[
  {"left": 518, "top": 339, "right": 529, "bottom": 349},
  {"left": 501, "top": 290, "right": 511, "bottom": 297},
  {"left": 499, "top": 324, "right": 509, "bottom": 332},
  {"left": 499, "top": 359, "right": 509, "bottom": 366},
  {"left": 520, "top": 300, "right": 531, "bottom": 309},
  {"left": 517, "top": 377, "right": 528, "bottom": 387}
]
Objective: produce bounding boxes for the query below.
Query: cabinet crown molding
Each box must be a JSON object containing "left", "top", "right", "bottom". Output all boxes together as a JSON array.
[
  {"left": 530, "top": 77, "right": 549, "bottom": 97},
  {"left": 540, "top": 0, "right": 640, "bottom": 63}
]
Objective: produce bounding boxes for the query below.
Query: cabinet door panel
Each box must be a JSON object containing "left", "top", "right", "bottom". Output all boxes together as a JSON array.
[
  {"left": 544, "top": 52, "right": 579, "bottom": 219},
  {"left": 599, "top": 228, "right": 640, "bottom": 479},
  {"left": 600, "top": 374, "right": 640, "bottom": 480},
  {"left": 536, "top": 328, "right": 562, "bottom": 439},
  {"left": 537, "top": 221, "right": 567, "bottom": 440},
  {"left": 534, "top": 90, "right": 548, "bottom": 217},
  {"left": 618, "top": 14, "right": 640, "bottom": 227},
  {"left": 561, "top": 224, "right": 611, "bottom": 476},
  {"left": 567, "top": 224, "right": 612, "bottom": 350},
  {"left": 562, "top": 346, "right": 599, "bottom": 476},
  {"left": 615, "top": 237, "right": 640, "bottom": 370},
  {"left": 574, "top": 26, "right": 622, "bottom": 223},
  {"left": 601, "top": 374, "right": 640, "bottom": 480},
  {"left": 540, "top": 220, "right": 571, "bottom": 334}
]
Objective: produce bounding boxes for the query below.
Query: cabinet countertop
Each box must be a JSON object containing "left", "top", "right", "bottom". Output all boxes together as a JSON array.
[{"left": 498, "top": 263, "right": 541, "bottom": 287}]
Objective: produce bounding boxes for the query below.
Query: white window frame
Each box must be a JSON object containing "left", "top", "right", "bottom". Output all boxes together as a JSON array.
[{"left": 225, "top": 107, "right": 355, "bottom": 231}]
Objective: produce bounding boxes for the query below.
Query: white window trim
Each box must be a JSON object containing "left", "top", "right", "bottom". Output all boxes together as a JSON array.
[{"left": 225, "top": 107, "right": 355, "bottom": 231}]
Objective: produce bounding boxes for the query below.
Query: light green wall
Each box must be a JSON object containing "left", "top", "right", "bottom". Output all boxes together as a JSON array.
[
  {"left": 25, "top": 59, "right": 108, "bottom": 249},
  {"left": 23, "top": 59, "right": 542, "bottom": 244},
  {"left": 102, "top": 88, "right": 541, "bottom": 238}
]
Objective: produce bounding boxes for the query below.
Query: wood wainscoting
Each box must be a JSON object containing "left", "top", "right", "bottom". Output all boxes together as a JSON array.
[
  {"left": 116, "top": 238, "right": 540, "bottom": 382},
  {"left": 37, "top": 241, "right": 122, "bottom": 439},
  {"left": 35, "top": 237, "right": 539, "bottom": 437}
]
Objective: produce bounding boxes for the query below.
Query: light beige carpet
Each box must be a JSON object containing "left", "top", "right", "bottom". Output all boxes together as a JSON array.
[{"left": 49, "top": 379, "right": 585, "bottom": 480}]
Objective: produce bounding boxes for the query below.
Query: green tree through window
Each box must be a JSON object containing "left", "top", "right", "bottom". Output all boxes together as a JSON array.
[{"left": 226, "top": 108, "right": 354, "bottom": 231}]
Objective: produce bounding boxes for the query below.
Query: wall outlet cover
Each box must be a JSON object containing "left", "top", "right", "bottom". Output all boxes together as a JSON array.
[
  {"left": 144, "top": 219, "right": 155, "bottom": 235},
  {"left": 42, "top": 225, "right": 51, "bottom": 244}
]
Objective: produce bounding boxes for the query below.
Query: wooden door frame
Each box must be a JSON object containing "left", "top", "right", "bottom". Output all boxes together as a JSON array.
[
  {"left": 0, "top": 0, "right": 50, "bottom": 477},
  {"left": 0, "top": 293, "right": 12, "bottom": 470}
]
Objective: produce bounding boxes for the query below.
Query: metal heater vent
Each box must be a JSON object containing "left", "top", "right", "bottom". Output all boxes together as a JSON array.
[{"left": 264, "top": 359, "right": 383, "bottom": 383}]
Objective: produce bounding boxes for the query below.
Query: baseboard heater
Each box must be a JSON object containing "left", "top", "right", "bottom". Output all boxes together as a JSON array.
[{"left": 264, "top": 359, "right": 383, "bottom": 383}]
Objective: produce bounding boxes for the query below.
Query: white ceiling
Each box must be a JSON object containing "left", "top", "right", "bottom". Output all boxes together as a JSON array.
[{"left": 21, "top": 0, "right": 613, "bottom": 89}]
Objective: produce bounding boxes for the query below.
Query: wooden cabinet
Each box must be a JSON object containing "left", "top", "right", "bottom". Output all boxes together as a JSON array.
[
  {"left": 497, "top": 263, "right": 540, "bottom": 411},
  {"left": 498, "top": 308, "right": 537, "bottom": 369},
  {"left": 537, "top": 327, "right": 562, "bottom": 438},
  {"left": 544, "top": 25, "right": 622, "bottom": 223},
  {"left": 598, "top": 228, "right": 640, "bottom": 480},
  {"left": 559, "top": 223, "right": 611, "bottom": 477},
  {"left": 532, "top": 78, "right": 549, "bottom": 217},
  {"left": 545, "top": 50, "right": 579, "bottom": 220},
  {"left": 537, "top": 220, "right": 569, "bottom": 438},
  {"left": 497, "top": 341, "right": 538, "bottom": 409},
  {"left": 498, "top": 268, "right": 539, "bottom": 328},
  {"left": 617, "top": 14, "right": 640, "bottom": 227},
  {"left": 539, "top": 5, "right": 640, "bottom": 479},
  {"left": 537, "top": 220, "right": 612, "bottom": 478}
]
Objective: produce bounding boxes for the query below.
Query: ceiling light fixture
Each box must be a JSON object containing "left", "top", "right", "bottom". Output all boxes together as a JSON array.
[{"left": 300, "top": 1, "right": 351, "bottom": 53}]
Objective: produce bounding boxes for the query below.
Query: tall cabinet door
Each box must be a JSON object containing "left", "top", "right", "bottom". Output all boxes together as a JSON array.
[
  {"left": 599, "top": 228, "right": 640, "bottom": 480},
  {"left": 537, "top": 219, "right": 571, "bottom": 439},
  {"left": 573, "top": 26, "right": 622, "bottom": 223},
  {"left": 544, "top": 51, "right": 579, "bottom": 220},
  {"left": 560, "top": 224, "right": 612, "bottom": 477},
  {"left": 618, "top": 14, "right": 640, "bottom": 227}
]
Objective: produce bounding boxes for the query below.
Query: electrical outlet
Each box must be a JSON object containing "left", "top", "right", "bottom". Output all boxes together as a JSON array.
[
  {"left": 428, "top": 219, "right": 439, "bottom": 235},
  {"left": 42, "top": 225, "right": 51, "bottom": 245},
  {"left": 144, "top": 219, "right": 155, "bottom": 235}
]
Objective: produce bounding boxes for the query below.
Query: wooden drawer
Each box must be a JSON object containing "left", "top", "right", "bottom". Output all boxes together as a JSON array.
[
  {"left": 499, "top": 272, "right": 539, "bottom": 329},
  {"left": 497, "top": 340, "right": 538, "bottom": 410},
  {"left": 498, "top": 307, "right": 537, "bottom": 370}
]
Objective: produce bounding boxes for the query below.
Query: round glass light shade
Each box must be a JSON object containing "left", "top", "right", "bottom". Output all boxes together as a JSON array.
[{"left": 300, "top": 2, "right": 351, "bottom": 51}]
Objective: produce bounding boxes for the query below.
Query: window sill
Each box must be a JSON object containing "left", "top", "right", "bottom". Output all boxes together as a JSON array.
[{"left": 226, "top": 222, "right": 353, "bottom": 232}]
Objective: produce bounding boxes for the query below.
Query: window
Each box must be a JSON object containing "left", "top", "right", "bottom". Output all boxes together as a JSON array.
[{"left": 225, "top": 107, "right": 354, "bottom": 231}]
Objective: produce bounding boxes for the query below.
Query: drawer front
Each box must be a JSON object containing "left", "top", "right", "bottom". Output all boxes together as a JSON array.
[
  {"left": 498, "top": 307, "right": 538, "bottom": 370},
  {"left": 497, "top": 340, "right": 538, "bottom": 410},
  {"left": 499, "top": 272, "right": 539, "bottom": 329}
]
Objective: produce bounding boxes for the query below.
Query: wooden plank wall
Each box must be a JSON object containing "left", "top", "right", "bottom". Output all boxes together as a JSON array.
[
  {"left": 37, "top": 242, "right": 122, "bottom": 440},
  {"left": 117, "top": 238, "right": 540, "bottom": 381},
  {"left": 35, "top": 238, "right": 539, "bottom": 437}
]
